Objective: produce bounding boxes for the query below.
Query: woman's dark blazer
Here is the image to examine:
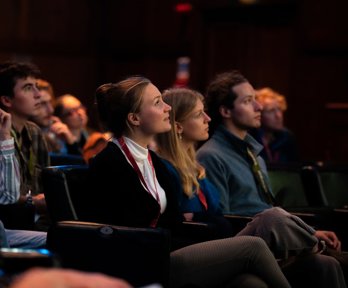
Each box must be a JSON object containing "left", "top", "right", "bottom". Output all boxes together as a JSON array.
[{"left": 83, "top": 142, "right": 181, "bottom": 230}]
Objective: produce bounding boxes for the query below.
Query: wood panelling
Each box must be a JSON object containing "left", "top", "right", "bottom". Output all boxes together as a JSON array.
[{"left": 0, "top": 0, "right": 347, "bottom": 161}]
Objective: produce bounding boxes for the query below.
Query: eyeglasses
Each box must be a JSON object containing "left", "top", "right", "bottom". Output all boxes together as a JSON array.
[
  {"left": 262, "top": 107, "right": 284, "bottom": 115},
  {"left": 62, "top": 105, "right": 86, "bottom": 117}
]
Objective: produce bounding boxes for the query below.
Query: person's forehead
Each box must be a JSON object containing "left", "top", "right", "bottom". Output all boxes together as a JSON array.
[
  {"left": 263, "top": 97, "right": 278, "bottom": 105},
  {"left": 62, "top": 97, "right": 81, "bottom": 109},
  {"left": 142, "top": 83, "right": 161, "bottom": 101},
  {"left": 15, "top": 76, "right": 37, "bottom": 86},
  {"left": 193, "top": 99, "right": 204, "bottom": 110},
  {"left": 262, "top": 98, "right": 282, "bottom": 110},
  {"left": 144, "top": 83, "right": 160, "bottom": 95},
  {"left": 233, "top": 82, "right": 254, "bottom": 98}
]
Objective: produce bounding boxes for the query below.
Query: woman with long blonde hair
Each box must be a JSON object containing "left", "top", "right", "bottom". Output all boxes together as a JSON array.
[{"left": 156, "top": 88, "right": 233, "bottom": 239}]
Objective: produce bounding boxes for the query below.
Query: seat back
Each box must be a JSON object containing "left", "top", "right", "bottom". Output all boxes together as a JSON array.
[
  {"left": 267, "top": 163, "right": 329, "bottom": 208},
  {"left": 47, "top": 220, "right": 170, "bottom": 287},
  {"left": 301, "top": 165, "right": 328, "bottom": 207},
  {"left": 42, "top": 166, "right": 171, "bottom": 286},
  {"left": 317, "top": 164, "right": 348, "bottom": 208},
  {"left": 0, "top": 203, "right": 35, "bottom": 230},
  {"left": 267, "top": 164, "right": 348, "bottom": 249},
  {"left": 268, "top": 163, "right": 309, "bottom": 208},
  {"left": 42, "top": 165, "right": 88, "bottom": 223},
  {"left": 49, "top": 152, "right": 86, "bottom": 166}
]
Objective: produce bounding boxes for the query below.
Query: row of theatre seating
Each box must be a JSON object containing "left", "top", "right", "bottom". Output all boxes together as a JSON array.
[
  {"left": 39, "top": 161, "right": 348, "bottom": 286},
  {"left": 48, "top": 154, "right": 348, "bottom": 211},
  {"left": 2, "top": 157, "right": 348, "bottom": 287},
  {"left": 41, "top": 165, "right": 236, "bottom": 287},
  {"left": 268, "top": 162, "right": 348, "bottom": 209},
  {"left": 268, "top": 162, "right": 348, "bottom": 257},
  {"left": 48, "top": 154, "right": 348, "bottom": 210}
]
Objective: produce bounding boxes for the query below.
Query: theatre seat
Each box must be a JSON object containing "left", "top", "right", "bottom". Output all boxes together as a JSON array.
[
  {"left": 42, "top": 165, "right": 88, "bottom": 223},
  {"left": 268, "top": 164, "right": 309, "bottom": 208},
  {"left": 316, "top": 163, "right": 348, "bottom": 209},
  {"left": 42, "top": 164, "right": 236, "bottom": 250},
  {"left": 268, "top": 162, "right": 348, "bottom": 250},
  {"left": 49, "top": 152, "right": 85, "bottom": 166},
  {"left": 42, "top": 165, "right": 228, "bottom": 284},
  {"left": 42, "top": 166, "right": 170, "bottom": 286},
  {"left": 47, "top": 220, "right": 170, "bottom": 287}
]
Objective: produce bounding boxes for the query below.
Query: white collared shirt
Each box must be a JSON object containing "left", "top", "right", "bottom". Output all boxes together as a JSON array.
[{"left": 113, "top": 137, "right": 167, "bottom": 213}]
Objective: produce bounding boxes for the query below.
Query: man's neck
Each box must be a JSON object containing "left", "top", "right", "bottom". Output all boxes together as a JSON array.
[
  {"left": 70, "top": 128, "right": 82, "bottom": 141},
  {"left": 223, "top": 122, "right": 248, "bottom": 140},
  {"left": 11, "top": 113, "right": 27, "bottom": 133}
]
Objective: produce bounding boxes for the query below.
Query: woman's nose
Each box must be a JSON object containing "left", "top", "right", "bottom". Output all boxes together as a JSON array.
[
  {"left": 204, "top": 112, "right": 211, "bottom": 122},
  {"left": 164, "top": 102, "right": 171, "bottom": 112}
]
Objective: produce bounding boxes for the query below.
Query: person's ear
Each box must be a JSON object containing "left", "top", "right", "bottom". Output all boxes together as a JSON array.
[
  {"left": 127, "top": 112, "right": 140, "bottom": 126},
  {"left": 0, "top": 95, "right": 12, "bottom": 109},
  {"left": 175, "top": 121, "right": 183, "bottom": 134},
  {"left": 219, "top": 105, "right": 232, "bottom": 118}
]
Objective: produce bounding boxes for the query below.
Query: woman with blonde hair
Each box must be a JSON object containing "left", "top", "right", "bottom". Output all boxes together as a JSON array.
[{"left": 156, "top": 88, "right": 233, "bottom": 238}]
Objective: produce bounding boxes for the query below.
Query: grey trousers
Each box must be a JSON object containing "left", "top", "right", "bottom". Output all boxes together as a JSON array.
[
  {"left": 236, "top": 207, "right": 346, "bottom": 288},
  {"left": 170, "top": 235, "right": 290, "bottom": 288},
  {"left": 237, "top": 207, "right": 318, "bottom": 258},
  {"left": 282, "top": 253, "right": 346, "bottom": 288}
]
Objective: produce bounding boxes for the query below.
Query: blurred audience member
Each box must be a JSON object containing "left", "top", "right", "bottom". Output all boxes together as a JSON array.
[
  {"left": 30, "top": 79, "right": 55, "bottom": 129},
  {"left": 250, "top": 87, "right": 298, "bottom": 164},
  {"left": 54, "top": 94, "right": 91, "bottom": 156},
  {"left": 9, "top": 268, "right": 132, "bottom": 288},
  {"left": 30, "top": 79, "right": 75, "bottom": 154},
  {"left": 82, "top": 131, "right": 111, "bottom": 163}
]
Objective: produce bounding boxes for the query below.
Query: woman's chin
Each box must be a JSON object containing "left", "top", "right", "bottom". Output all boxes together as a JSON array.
[{"left": 163, "top": 124, "right": 172, "bottom": 132}]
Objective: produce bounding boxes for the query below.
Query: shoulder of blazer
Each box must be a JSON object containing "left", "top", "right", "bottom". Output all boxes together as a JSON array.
[{"left": 90, "top": 141, "right": 127, "bottom": 172}]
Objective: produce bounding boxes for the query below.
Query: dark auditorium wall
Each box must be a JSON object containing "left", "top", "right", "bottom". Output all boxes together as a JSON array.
[{"left": 0, "top": 0, "right": 347, "bottom": 162}]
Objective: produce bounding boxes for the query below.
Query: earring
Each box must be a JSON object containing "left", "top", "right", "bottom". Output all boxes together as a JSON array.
[{"left": 178, "top": 133, "right": 182, "bottom": 140}]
